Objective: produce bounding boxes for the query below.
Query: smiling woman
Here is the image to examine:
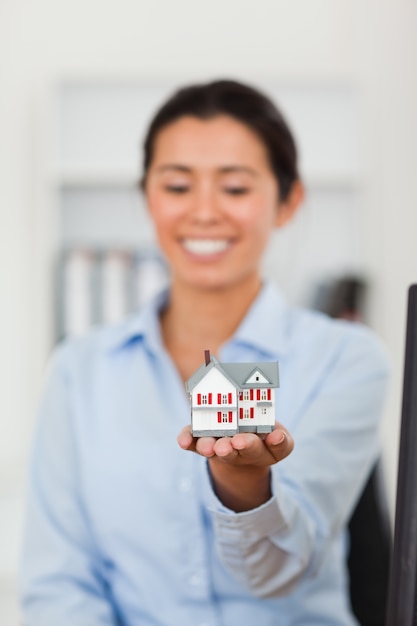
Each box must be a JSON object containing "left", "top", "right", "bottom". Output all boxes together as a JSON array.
[
  {"left": 20, "top": 80, "right": 390, "bottom": 626},
  {"left": 140, "top": 81, "right": 303, "bottom": 380}
]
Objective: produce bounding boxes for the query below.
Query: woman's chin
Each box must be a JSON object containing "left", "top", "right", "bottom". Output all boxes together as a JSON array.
[{"left": 173, "top": 269, "right": 259, "bottom": 294}]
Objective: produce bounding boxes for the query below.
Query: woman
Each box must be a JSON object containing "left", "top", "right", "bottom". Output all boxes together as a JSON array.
[{"left": 20, "top": 80, "right": 389, "bottom": 625}]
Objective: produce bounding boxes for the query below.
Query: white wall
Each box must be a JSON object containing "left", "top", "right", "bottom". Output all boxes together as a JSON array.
[
  {"left": 1, "top": 0, "right": 416, "bottom": 619},
  {"left": 353, "top": 0, "right": 417, "bottom": 507}
]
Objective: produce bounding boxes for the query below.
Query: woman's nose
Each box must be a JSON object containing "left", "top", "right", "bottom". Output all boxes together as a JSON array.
[{"left": 190, "top": 187, "right": 221, "bottom": 223}]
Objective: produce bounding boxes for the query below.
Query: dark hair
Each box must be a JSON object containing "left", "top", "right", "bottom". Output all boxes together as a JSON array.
[{"left": 140, "top": 79, "right": 300, "bottom": 201}]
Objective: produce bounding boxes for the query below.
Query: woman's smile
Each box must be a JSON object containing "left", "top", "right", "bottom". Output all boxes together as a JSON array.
[{"left": 181, "top": 238, "right": 233, "bottom": 257}]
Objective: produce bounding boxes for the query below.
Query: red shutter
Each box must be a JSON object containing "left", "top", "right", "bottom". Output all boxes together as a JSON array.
[
  {"left": 197, "top": 393, "right": 201, "bottom": 405},
  {"left": 250, "top": 389, "right": 254, "bottom": 401},
  {"left": 217, "top": 411, "right": 222, "bottom": 423},
  {"left": 228, "top": 392, "right": 232, "bottom": 404},
  {"left": 228, "top": 411, "right": 232, "bottom": 423},
  {"left": 250, "top": 407, "right": 254, "bottom": 419},
  {"left": 217, "top": 393, "right": 221, "bottom": 404},
  {"left": 239, "top": 391, "right": 243, "bottom": 400},
  {"left": 256, "top": 389, "right": 261, "bottom": 401},
  {"left": 240, "top": 408, "right": 243, "bottom": 420},
  {"left": 267, "top": 388, "right": 271, "bottom": 400},
  {"left": 208, "top": 393, "right": 212, "bottom": 404}
]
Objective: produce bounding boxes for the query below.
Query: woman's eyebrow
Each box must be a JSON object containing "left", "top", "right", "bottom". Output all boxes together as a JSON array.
[
  {"left": 155, "top": 164, "right": 191, "bottom": 173},
  {"left": 218, "top": 165, "right": 258, "bottom": 176},
  {"left": 154, "top": 164, "right": 258, "bottom": 176}
]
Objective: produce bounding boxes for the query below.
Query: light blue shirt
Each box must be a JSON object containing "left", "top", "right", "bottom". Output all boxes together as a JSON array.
[{"left": 20, "top": 283, "right": 390, "bottom": 626}]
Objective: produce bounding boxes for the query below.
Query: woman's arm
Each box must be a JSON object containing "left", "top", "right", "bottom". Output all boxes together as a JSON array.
[{"left": 178, "top": 328, "right": 390, "bottom": 598}]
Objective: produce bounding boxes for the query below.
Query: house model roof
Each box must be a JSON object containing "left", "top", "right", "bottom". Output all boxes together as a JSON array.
[{"left": 185, "top": 353, "right": 279, "bottom": 393}]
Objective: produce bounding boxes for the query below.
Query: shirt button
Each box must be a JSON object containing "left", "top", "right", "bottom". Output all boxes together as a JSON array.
[{"left": 179, "top": 478, "right": 192, "bottom": 493}]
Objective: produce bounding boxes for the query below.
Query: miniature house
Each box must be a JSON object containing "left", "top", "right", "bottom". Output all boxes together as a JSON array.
[{"left": 185, "top": 350, "right": 279, "bottom": 437}]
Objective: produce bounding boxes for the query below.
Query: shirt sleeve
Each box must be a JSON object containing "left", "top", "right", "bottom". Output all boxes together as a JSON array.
[
  {"left": 19, "top": 345, "right": 120, "bottom": 626},
  {"left": 205, "top": 327, "right": 391, "bottom": 598}
]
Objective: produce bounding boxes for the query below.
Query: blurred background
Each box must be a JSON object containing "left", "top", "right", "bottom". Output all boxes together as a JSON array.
[{"left": 1, "top": 0, "right": 417, "bottom": 622}]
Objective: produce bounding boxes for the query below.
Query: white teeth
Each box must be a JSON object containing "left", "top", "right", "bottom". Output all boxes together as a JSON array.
[{"left": 182, "top": 239, "right": 230, "bottom": 255}]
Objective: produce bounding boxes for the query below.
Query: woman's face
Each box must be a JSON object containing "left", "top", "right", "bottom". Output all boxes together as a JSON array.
[{"left": 145, "top": 114, "right": 288, "bottom": 293}]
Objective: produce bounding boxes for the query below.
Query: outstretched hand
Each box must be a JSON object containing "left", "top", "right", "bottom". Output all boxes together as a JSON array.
[
  {"left": 177, "top": 423, "right": 294, "bottom": 512},
  {"left": 177, "top": 422, "right": 293, "bottom": 466}
]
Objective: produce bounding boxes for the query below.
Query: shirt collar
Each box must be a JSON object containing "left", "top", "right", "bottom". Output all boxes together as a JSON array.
[
  {"left": 103, "top": 289, "right": 168, "bottom": 354},
  {"left": 104, "top": 282, "right": 290, "bottom": 358}
]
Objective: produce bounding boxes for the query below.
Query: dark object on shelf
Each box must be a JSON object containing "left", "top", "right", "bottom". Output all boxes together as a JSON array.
[{"left": 313, "top": 275, "right": 367, "bottom": 321}]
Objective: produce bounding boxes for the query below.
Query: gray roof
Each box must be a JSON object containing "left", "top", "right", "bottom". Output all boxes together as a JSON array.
[
  {"left": 185, "top": 356, "right": 237, "bottom": 393},
  {"left": 222, "top": 361, "right": 279, "bottom": 388},
  {"left": 185, "top": 355, "right": 279, "bottom": 392}
]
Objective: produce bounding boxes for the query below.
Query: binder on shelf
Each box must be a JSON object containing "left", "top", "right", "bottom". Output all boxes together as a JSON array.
[
  {"left": 131, "top": 252, "right": 169, "bottom": 311},
  {"left": 61, "top": 249, "right": 98, "bottom": 338},
  {"left": 100, "top": 250, "right": 132, "bottom": 325},
  {"left": 56, "top": 246, "right": 169, "bottom": 342}
]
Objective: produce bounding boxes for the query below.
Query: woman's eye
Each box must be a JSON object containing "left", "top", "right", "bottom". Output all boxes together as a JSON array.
[
  {"left": 164, "top": 185, "right": 190, "bottom": 194},
  {"left": 224, "top": 187, "right": 249, "bottom": 196}
]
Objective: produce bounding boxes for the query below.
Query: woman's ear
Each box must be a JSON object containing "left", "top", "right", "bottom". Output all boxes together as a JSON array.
[{"left": 275, "top": 180, "right": 305, "bottom": 228}]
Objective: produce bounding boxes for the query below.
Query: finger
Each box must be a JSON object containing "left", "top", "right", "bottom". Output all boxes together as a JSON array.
[
  {"left": 230, "top": 432, "right": 262, "bottom": 452},
  {"left": 230, "top": 432, "right": 277, "bottom": 464},
  {"left": 212, "top": 436, "right": 239, "bottom": 460},
  {"left": 177, "top": 425, "right": 195, "bottom": 451},
  {"left": 195, "top": 436, "right": 217, "bottom": 457},
  {"left": 265, "top": 426, "right": 294, "bottom": 463}
]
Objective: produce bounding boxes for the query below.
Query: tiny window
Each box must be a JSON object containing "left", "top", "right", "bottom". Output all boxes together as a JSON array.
[
  {"left": 202, "top": 395, "right": 207, "bottom": 405},
  {"left": 222, "top": 412, "right": 228, "bottom": 423}
]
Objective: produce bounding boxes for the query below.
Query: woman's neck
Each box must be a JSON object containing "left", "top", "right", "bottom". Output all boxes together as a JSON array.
[{"left": 160, "top": 277, "right": 262, "bottom": 380}]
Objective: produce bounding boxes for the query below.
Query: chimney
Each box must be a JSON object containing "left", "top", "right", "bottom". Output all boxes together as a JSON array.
[{"left": 204, "top": 350, "right": 211, "bottom": 366}]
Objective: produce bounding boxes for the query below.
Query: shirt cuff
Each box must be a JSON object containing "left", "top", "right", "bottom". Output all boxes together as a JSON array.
[{"left": 202, "top": 461, "right": 291, "bottom": 543}]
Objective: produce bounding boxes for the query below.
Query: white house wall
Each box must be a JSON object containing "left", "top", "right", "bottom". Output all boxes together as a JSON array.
[
  {"left": 238, "top": 389, "right": 275, "bottom": 430},
  {"left": 192, "top": 409, "right": 238, "bottom": 434},
  {"left": 192, "top": 367, "right": 238, "bottom": 434}
]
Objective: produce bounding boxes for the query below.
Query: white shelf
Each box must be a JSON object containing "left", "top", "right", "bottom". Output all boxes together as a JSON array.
[
  {"left": 50, "top": 166, "right": 139, "bottom": 188},
  {"left": 50, "top": 166, "right": 363, "bottom": 191}
]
